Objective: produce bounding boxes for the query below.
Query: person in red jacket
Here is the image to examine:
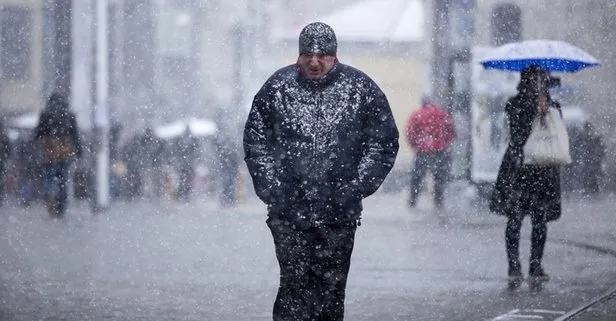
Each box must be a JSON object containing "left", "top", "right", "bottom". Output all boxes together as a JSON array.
[{"left": 405, "top": 97, "right": 456, "bottom": 209}]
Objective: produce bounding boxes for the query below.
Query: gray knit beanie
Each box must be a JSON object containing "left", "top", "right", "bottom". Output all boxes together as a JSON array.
[{"left": 298, "top": 22, "right": 337, "bottom": 56}]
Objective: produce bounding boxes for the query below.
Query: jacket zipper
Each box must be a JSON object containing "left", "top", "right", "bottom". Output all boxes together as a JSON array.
[
  {"left": 313, "top": 93, "right": 322, "bottom": 156},
  {"left": 310, "top": 93, "right": 323, "bottom": 222}
]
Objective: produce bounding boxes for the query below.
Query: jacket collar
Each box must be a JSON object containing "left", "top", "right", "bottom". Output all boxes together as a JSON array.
[{"left": 296, "top": 60, "right": 342, "bottom": 90}]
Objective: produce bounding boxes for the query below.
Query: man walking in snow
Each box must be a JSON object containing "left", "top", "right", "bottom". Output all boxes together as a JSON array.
[
  {"left": 405, "top": 97, "right": 456, "bottom": 210},
  {"left": 243, "top": 22, "right": 399, "bottom": 320}
]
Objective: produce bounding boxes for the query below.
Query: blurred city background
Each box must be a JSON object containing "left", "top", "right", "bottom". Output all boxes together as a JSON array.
[
  {"left": 1, "top": 2, "right": 616, "bottom": 319},
  {"left": 0, "top": 0, "right": 615, "bottom": 207}
]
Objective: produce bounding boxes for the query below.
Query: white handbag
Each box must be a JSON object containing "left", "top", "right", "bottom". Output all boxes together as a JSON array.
[{"left": 523, "top": 107, "right": 572, "bottom": 166}]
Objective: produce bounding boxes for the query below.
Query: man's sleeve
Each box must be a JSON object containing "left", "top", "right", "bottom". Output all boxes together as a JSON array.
[
  {"left": 70, "top": 115, "right": 83, "bottom": 157},
  {"left": 243, "top": 85, "right": 279, "bottom": 204},
  {"left": 1, "top": 136, "right": 9, "bottom": 161},
  {"left": 406, "top": 112, "right": 419, "bottom": 149},
  {"left": 352, "top": 82, "right": 400, "bottom": 199}
]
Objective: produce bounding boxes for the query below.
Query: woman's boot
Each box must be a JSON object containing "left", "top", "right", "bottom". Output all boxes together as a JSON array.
[
  {"left": 528, "top": 263, "right": 550, "bottom": 288},
  {"left": 508, "top": 260, "right": 523, "bottom": 289}
]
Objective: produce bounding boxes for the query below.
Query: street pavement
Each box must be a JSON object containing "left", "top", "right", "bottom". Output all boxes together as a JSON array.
[{"left": 1, "top": 187, "right": 615, "bottom": 321}]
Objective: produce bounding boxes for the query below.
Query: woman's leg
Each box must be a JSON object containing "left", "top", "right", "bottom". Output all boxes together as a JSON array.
[
  {"left": 529, "top": 211, "right": 548, "bottom": 277},
  {"left": 505, "top": 214, "right": 523, "bottom": 276},
  {"left": 409, "top": 153, "right": 428, "bottom": 207}
]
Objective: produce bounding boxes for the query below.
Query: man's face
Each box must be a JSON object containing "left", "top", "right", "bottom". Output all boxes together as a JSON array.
[{"left": 297, "top": 54, "right": 336, "bottom": 80}]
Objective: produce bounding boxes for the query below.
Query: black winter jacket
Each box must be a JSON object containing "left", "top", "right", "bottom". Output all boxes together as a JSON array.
[
  {"left": 35, "top": 94, "right": 82, "bottom": 159},
  {"left": 243, "top": 62, "right": 399, "bottom": 228},
  {"left": 489, "top": 93, "right": 562, "bottom": 221}
]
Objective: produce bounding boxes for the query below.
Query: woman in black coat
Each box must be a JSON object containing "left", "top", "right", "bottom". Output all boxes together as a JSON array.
[{"left": 489, "top": 66, "right": 562, "bottom": 289}]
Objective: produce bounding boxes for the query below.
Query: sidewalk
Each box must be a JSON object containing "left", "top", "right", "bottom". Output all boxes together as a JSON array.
[
  {"left": 4, "top": 191, "right": 615, "bottom": 290},
  {"left": 1, "top": 190, "right": 615, "bottom": 320},
  {"left": 555, "top": 286, "right": 616, "bottom": 321},
  {"left": 361, "top": 190, "right": 616, "bottom": 320}
]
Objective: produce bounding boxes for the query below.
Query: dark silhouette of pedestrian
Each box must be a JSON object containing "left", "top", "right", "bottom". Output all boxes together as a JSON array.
[
  {"left": 176, "top": 131, "right": 199, "bottom": 202},
  {"left": 214, "top": 124, "right": 240, "bottom": 207},
  {"left": 35, "top": 92, "right": 82, "bottom": 217},
  {"left": 490, "top": 66, "right": 563, "bottom": 289},
  {"left": 0, "top": 121, "right": 10, "bottom": 205},
  {"left": 139, "top": 127, "right": 165, "bottom": 198},
  {"left": 581, "top": 122, "right": 605, "bottom": 194}
]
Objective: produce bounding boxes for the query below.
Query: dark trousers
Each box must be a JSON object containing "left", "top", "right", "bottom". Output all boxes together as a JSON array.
[
  {"left": 43, "top": 161, "right": 70, "bottom": 214},
  {"left": 267, "top": 218, "right": 357, "bottom": 321},
  {"left": 177, "top": 165, "right": 193, "bottom": 201},
  {"left": 505, "top": 207, "right": 548, "bottom": 274},
  {"left": 219, "top": 161, "right": 238, "bottom": 206},
  {"left": 409, "top": 151, "right": 450, "bottom": 207}
]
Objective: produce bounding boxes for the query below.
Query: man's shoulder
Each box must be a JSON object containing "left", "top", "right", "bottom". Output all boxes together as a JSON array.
[
  {"left": 254, "top": 65, "right": 296, "bottom": 99},
  {"left": 412, "top": 105, "right": 449, "bottom": 120},
  {"left": 410, "top": 108, "right": 426, "bottom": 121},
  {"left": 338, "top": 63, "right": 376, "bottom": 84},
  {"left": 265, "top": 65, "right": 297, "bottom": 86},
  {"left": 337, "top": 63, "right": 385, "bottom": 99}
]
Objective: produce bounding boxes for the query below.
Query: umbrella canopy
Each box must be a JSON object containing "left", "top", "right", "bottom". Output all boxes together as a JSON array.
[
  {"left": 8, "top": 112, "right": 39, "bottom": 129},
  {"left": 154, "top": 118, "right": 217, "bottom": 140},
  {"left": 480, "top": 40, "right": 600, "bottom": 73}
]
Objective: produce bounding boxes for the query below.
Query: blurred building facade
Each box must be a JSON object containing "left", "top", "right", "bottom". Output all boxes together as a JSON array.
[
  {"left": 199, "top": 1, "right": 277, "bottom": 128},
  {"left": 0, "top": 0, "right": 45, "bottom": 116},
  {"left": 2, "top": 0, "right": 614, "bottom": 175},
  {"left": 0, "top": 0, "right": 276, "bottom": 127},
  {"left": 123, "top": 0, "right": 275, "bottom": 130}
]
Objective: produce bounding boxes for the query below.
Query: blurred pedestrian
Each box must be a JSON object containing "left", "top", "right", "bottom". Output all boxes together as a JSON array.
[
  {"left": 176, "top": 131, "right": 199, "bottom": 202},
  {"left": 121, "top": 134, "right": 144, "bottom": 200},
  {"left": 139, "top": 127, "right": 165, "bottom": 199},
  {"left": 563, "top": 124, "right": 585, "bottom": 192},
  {"left": 214, "top": 119, "right": 241, "bottom": 207},
  {"left": 405, "top": 96, "right": 456, "bottom": 210},
  {"left": 16, "top": 135, "right": 42, "bottom": 206},
  {"left": 0, "top": 121, "right": 10, "bottom": 205},
  {"left": 243, "top": 22, "right": 399, "bottom": 321},
  {"left": 35, "top": 92, "right": 82, "bottom": 217},
  {"left": 581, "top": 122, "right": 605, "bottom": 194},
  {"left": 489, "top": 66, "right": 563, "bottom": 289}
]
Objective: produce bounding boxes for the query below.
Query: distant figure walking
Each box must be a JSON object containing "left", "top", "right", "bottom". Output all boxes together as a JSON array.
[
  {"left": 176, "top": 131, "right": 199, "bottom": 202},
  {"left": 214, "top": 124, "right": 240, "bottom": 207},
  {"left": 405, "top": 97, "right": 456, "bottom": 210},
  {"left": 0, "top": 121, "right": 10, "bottom": 206},
  {"left": 35, "top": 92, "right": 82, "bottom": 217}
]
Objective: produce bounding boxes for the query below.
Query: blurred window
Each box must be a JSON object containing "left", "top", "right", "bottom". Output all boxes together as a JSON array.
[
  {"left": 157, "top": 8, "right": 192, "bottom": 57},
  {"left": 1, "top": 7, "right": 32, "bottom": 80},
  {"left": 491, "top": 3, "right": 522, "bottom": 46}
]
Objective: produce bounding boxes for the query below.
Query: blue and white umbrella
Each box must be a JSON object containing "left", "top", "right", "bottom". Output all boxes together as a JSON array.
[{"left": 480, "top": 40, "right": 600, "bottom": 73}]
